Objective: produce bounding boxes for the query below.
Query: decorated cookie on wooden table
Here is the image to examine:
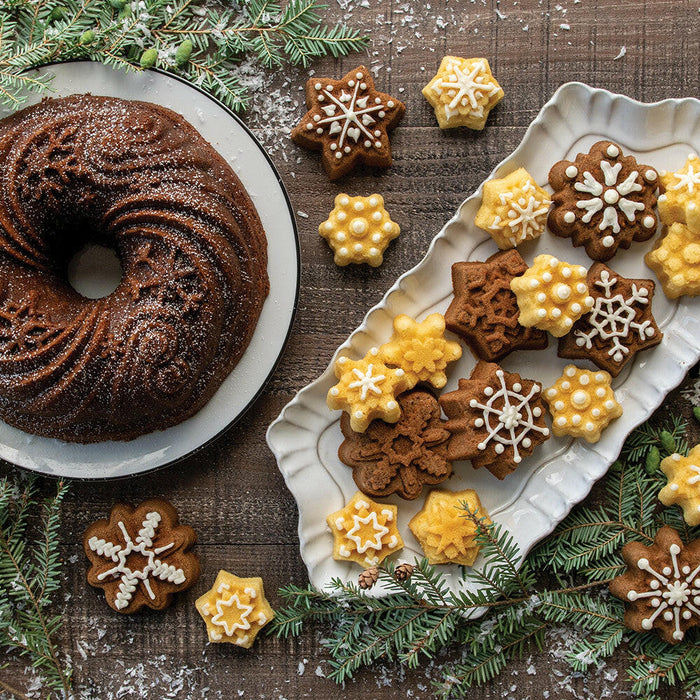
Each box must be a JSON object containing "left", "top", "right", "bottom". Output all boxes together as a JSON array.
[
  {"left": 659, "top": 446, "right": 700, "bottom": 526},
  {"left": 645, "top": 222, "right": 700, "bottom": 299},
  {"left": 658, "top": 154, "right": 700, "bottom": 232},
  {"left": 83, "top": 498, "right": 199, "bottom": 614},
  {"left": 548, "top": 141, "right": 659, "bottom": 261},
  {"left": 291, "top": 65, "right": 405, "bottom": 180}
]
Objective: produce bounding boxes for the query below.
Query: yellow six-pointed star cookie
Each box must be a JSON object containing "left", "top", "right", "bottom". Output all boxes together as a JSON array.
[
  {"left": 645, "top": 222, "right": 700, "bottom": 299},
  {"left": 408, "top": 489, "right": 490, "bottom": 566},
  {"left": 658, "top": 154, "right": 700, "bottom": 232},
  {"left": 659, "top": 446, "right": 700, "bottom": 526},
  {"left": 195, "top": 570, "right": 274, "bottom": 648},
  {"left": 327, "top": 492, "right": 403, "bottom": 567},
  {"left": 379, "top": 313, "right": 462, "bottom": 389}
]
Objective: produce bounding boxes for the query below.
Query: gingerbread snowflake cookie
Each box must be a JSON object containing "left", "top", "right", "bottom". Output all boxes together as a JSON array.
[
  {"left": 439, "top": 361, "right": 550, "bottom": 479},
  {"left": 291, "top": 66, "right": 405, "bottom": 180},
  {"left": 610, "top": 526, "right": 700, "bottom": 644},
  {"left": 84, "top": 498, "right": 199, "bottom": 613},
  {"left": 548, "top": 141, "right": 659, "bottom": 261},
  {"left": 659, "top": 446, "right": 700, "bottom": 526}
]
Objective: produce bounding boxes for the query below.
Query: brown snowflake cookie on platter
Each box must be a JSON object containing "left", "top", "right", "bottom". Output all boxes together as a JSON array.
[
  {"left": 444, "top": 249, "right": 548, "bottom": 362},
  {"left": 84, "top": 498, "right": 199, "bottom": 614},
  {"left": 291, "top": 65, "right": 405, "bottom": 180},
  {"left": 557, "top": 262, "right": 662, "bottom": 376},
  {"left": 338, "top": 388, "right": 452, "bottom": 500},
  {"left": 439, "top": 361, "right": 550, "bottom": 479},
  {"left": 548, "top": 141, "right": 659, "bottom": 261}
]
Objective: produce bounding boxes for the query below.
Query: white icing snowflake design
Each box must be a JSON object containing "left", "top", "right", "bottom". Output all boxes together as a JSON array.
[
  {"left": 574, "top": 269, "right": 656, "bottom": 363},
  {"left": 431, "top": 59, "right": 501, "bottom": 120},
  {"left": 670, "top": 160, "right": 700, "bottom": 193},
  {"left": 348, "top": 364, "right": 386, "bottom": 400},
  {"left": 209, "top": 581, "right": 256, "bottom": 642},
  {"left": 469, "top": 369, "right": 550, "bottom": 463},
  {"left": 88, "top": 511, "right": 187, "bottom": 610},
  {"left": 336, "top": 500, "right": 398, "bottom": 566},
  {"left": 489, "top": 181, "right": 551, "bottom": 244}
]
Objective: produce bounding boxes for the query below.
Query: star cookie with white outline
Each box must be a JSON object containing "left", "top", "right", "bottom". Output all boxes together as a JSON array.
[{"left": 659, "top": 446, "right": 700, "bottom": 526}]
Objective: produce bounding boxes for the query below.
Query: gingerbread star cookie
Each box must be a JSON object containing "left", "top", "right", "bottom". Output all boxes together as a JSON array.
[
  {"left": 548, "top": 141, "right": 659, "bottom": 261},
  {"left": 439, "top": 361, "right": 550, "bottom": 479},
  {"left": 195, "top": 570, "right": 274, "bottom": 647},
  {"left": 327, "top": 492, "right": 403, "bottom": 567},
  {"left": 658, "top": 154, "right": 700, "bottom": 232},
  {"left": 319, "top": 193, "right": 400, "bottom": 266},
  {"left": 475, "top": 168, "right": 551, "bottom": 248},
  {"left": 645, "top": 222, "right": 700, "bottom": 299},
  {"left": 609, "top": 526, "right": 700, "bottom": 644},
  {"left": 557, "top": 263, "right": 662, "bottom": 376},
  {"left": 444, "top": 250, "right": 548, "bottom": 362},
  {"left": 422, "top": 56, "right": 503, "bottom": 130},
  {"left": 659, "top": 447, "right": 700, "bottom": 526},
  {"left": 83, "top": 498, "right": 200, "bottom": 614},
  {"left": 408, "top": 489, "right": 491, "bottom": 566},
  {"left": 291, "top": 66, "right": 405, "bottom": 180}
]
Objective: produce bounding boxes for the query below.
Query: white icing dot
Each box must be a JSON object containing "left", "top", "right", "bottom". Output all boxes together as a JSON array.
[
  {"left": 352, "top": 219, "right": 367, "bottom": 234},
  {"left": 383, "top": 222, "right": 394, "bottom": 232},
  {"left": 356, "top": 72, "right": 363, "bottom": 79},
  {"left": 645, "top": 169, "right": 657, "bottom": 181},
  {"left": 335, "top": 152, "right": 342, "bottom": 159},
  {"left": 542, "top": 272, "right": 553, "bottom": 283},
  {"left": 546, "top": 388, "right": 557, "bottom": 398},
  {"left": 537, "top": 308, "right": 547, "bottom": 318},
  {"left": 604, "top": 189, "right": 620, "bottom": 205},
  {"left": 387, "top": 101, "right": 395, "bottom": 108},
  {"left": 565, "top": 367, "right": 576, "bottom": 377},
  {"left": 513, "top": 382, "right": 522, "bottom": 391},
  {"left": 378, "top": 111, "right": 386, "bottom": 118},
  {"left": 604, "top": 400, "right": 616, "bottom": 410},
  {"left": 530, "top": 279, "right": 539, "bottom": 289},
  {"left": 354, "top": 410, "right": 363, "bottom": 419},
  {"left": 592, "top": 408, "right": 601, "bottom": 417},
  {"left": 565, "top": 165, "right": 578, "bottom": 179},
  {"left": 314, "top": 82, "right": 322, "bottom": 90},
  {"left": 579, "top": 375, "right": 590, "bottom": 386},
  {"left": 372, "top": 233, "right": 382, "bottom": 243},
  {"left": 336, "top": 232, "right": 346, "bottom": 242},
  {"left": 602, "top": 235, "right": 615, "bottom": 248},
  {"left": 306, "top": 123, "right": 313, "bottom": 130},
  {"left": 572, "top": 390, "right": 587, "bottom": 406},
  {"left": 554, "top": 400, "right": 565, "bottom": 410},
  {"left": 561, "top": 381, "right": 571, "bottom": 390},
  {"left": 386, "top": 400, "right": 397, "bottom": 409},
  {"left": 354, "top": 201, "right": 365, "bottom": 211},
  {"left": 537, "top": 292, "right": 547, "bottom": 302},
  {"left": 585, "top": 422, "right": 595, "bottom": 432},
  {"left": 564, "top": 211, "right": 576, "bottom": 223},
  {"left": 562, "top": 267, "right": 572, "bottom": 278},
  {"left": 572, "top": 414, "right": 582, "bottom": 426},
  {"left": 374, "top": 141, "right": 382, "bottom": 148},
  {"left": 606, "top": 144, "right": 620, "bottom": 157},
  {"left": 643, "top": 215, "right": 656, "bottom": 228},
  {"left": 374, "top": 130, "right": 381, "bottom": 137},
  {"left": 330, "top": 387, "right": 339, "bottom": 396},
  {"left": 372, "top": 211, "right": 382, "bottom": 221},
  {"left": 354, "top": 243, "right": 363, "bottom": 253},
  {"left": 369, "top": 247, "right": 380, "bottom": 257},
  {"left": 348, "top": 80, "right": 355, "bottom": 87},
  {"left": 344, "top": 146, "right": 351, "bottom": 153},
  {"left": 551, "top": 308, "right": 562, "bottom": 319},
  {"left": 596, "top": 387, "right": 606, "bottom": 398},
  {"left": 556, "top": 416, "right": 567, "bottom": 426},
  {"left": 369, "top": 197, "right": 379, "bottom": 207},
  {"left": 339, "top": 196, "right": 350, "bottom": 206},
  {"left": 364, "top": 140, "right": 371, "bottom": 148},
  {"left": 317, "top": 128, "right": 324, "bottom": 135},
  {"left": 571, "top": 303, "right": 581, "bottom": 314},
  {"left": 337, "top": 211, "right": 347, "bottom": 221},
  {"left": 595, "top": 373, "right": 605, "bottom": 382},
  {"left": 556, "top": 283, "right": 571, "bottom": 301},
  {"left": 338, "top": 247, "right": 348, "bottom": 256}
]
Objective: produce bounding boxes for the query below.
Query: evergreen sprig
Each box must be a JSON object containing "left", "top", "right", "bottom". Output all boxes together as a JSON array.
[
  {"left": 273, "top": 418, "right": 700, "bottom": 698},
  {"left": 0, "top": 0, "right": 369, "bottom": 111}
]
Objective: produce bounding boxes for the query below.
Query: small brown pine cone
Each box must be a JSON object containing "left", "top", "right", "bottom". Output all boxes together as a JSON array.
[
  {"left": 358, "top": 567, "right": 379, "bottom": 590},
  {"left": 394, "top": 563, "right": 415, "bottom": 582}
]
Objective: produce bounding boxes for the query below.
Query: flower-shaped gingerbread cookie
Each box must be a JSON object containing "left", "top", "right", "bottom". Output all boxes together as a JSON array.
[
  {"left": 658, "top": 154, "right": 700, "bottom": 232},
  {"left": 645, "top": 222, "right": 700, "bottom": 298},
  {"left": 83, "top": 498, "right": 200, "bottom": 614},
  {"left": 548, "top": 141, "right": 659, "bottom": 261},
  {"left": 544, "top": 365, "right": 622, "bottom": 443},
  {"left": 659, "top": 447, "right": 700, "bottom": 526},
  {"left": 319, "top": 193, "right": 400, "bottom": 266},
  {"left": 291, "top": 66, "right": 405, "bottom": 180},
  {"left": 379, "top": 313, "right": 461, "bottom": 388},
  {"left": 422, "top": 56, "right": 503, "bottom": 130},
  {"left": 510, "top": 255, "right": 594, "bottom": 337},
  {"left": 327, "top": 492, "right": 403, "bottom": 567},
  {"left": 327, "top": 347, "right": 413, "bottom": 432},
  {"left": 408, "top": 489, "right": 490, "bottom": 566},
  {"left": 475, "top": 168, "right": 551, "bottom": 248},
  {"left": 195, "top": 570, "right": 274, "bottom": 647},
  {"left": 609, "top": 526, "right": 700, "bottom": 644}
]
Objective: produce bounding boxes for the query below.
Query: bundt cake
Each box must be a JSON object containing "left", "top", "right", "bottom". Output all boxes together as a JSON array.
[{"left": 0, "top": 94, "right": 269, "bottom": 442}]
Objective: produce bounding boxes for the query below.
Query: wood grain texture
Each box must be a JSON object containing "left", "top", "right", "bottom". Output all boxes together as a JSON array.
[{"left": 2, "top": 0, "right": 700, "bottom": 697}]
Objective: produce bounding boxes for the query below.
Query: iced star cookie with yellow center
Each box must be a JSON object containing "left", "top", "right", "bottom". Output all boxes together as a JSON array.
[
  {"left": 659, "top": 447, "right": 700, "bottom": 526},
  {"left": 319, "top": 193, "right": 400, "bottom": 266},
  {"left": 422, "top": 56, "right": 503, "bottom": 130},
  {"left": 658, "top": 154, "right": 700, "bottom": 232},
  {"left": 645, "top": 222, "right": 700, "bottom": 299},
  {"left": 544, "top": 365, "right": 622, "bottom": 443},
  {"left": 475, "top": 168, "right": 552, "bottom": 248},
  {"left": 408, "top": 489, "right": 490, "bottom": 566},
  {"left": 379, "top": 313, "right": 461, "bottom": 389},
  {"left": 195, "top": 570, "right": 274, "bottom": 647},
  {"left": 327, "top": 492, "right": 403, "bottom": 567}
]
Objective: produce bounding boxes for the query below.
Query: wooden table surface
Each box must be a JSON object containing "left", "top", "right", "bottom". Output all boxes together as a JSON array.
[{"left": 2, "top": 1, "right": 700, "bottom": 698}]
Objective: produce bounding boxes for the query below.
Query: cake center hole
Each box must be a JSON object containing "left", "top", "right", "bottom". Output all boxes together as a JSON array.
[{"left": 67, "top": 244, "right": 123, "bottom": 299}]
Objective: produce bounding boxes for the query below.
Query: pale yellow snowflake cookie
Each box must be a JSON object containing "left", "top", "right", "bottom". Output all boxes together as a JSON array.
[
  {"left": 327, "top": 347, "right": 414, "bottom": 432},
  {"left": 319, "top": 193, "right": 400, "bottom": 266},
  {"left": 658, "top": 154, "right": 700, "bottom": 232},
  {"left": 327, "top": 492, "right": 403, "bottom": 567},
  {"left": 544, "top": 365, "right": 622, "bottom": 443},
  {"left": 659, "top": 447, "right": 700, "bottom": 526},
  {"left": 408, "top": 489, "right": 490, "bottom": 566},
  {"left": 510, "top": 255, "right": 594, "bottom": 337},
  {"left": 645, "top": 222, "right": 700, "bottom": 299},
  {"left": 379, "top": 313, "right": 462, "bottom": 389},
  {"left": 475, "top": 168, "right": 552, "bottom": 248},
  {"left": 195, "top": 570, "right": 274, "bottom": 647},
  {"left": 422, "top": 56, "right": 504, "bottom": 130}
]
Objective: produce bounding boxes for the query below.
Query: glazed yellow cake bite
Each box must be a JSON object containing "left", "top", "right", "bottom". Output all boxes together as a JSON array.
[
  {"left": 645, "top": 222, "right": 700, "bottom": 299},
  {"left": 658, "top": 154, "right": 700, "bottom": 231},
  {"left": 659, "top": 447, "right": 700, "bottom": 526}
]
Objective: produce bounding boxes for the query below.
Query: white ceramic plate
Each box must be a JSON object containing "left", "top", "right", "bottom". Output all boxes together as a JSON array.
[
  {"left": 267, "top": 83, "right": 700, "bottom": 599},
  {"left": 0, "top": 61, "right": 299, "bottom": 479}
]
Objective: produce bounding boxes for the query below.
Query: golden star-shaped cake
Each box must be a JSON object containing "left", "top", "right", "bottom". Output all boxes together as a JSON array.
[
  {"left": 379, "top": 313, "right": 461, "bottom": 389},
  {"left": 319, "top": 193, "right": 400, "bottom": 266},
  {"left": 408, "top": 489, "right": 490, "bottom": 565},
  {"left": 659, "top": 446, "right": 700, "bottom": 526},
  {"left": 658, "top": 154, "right": 700, "bottom": 232},
  {"left": 645, "top": 222, "right": 700, "bottom": 299},
  {"left": 422, "top": 56, "right": 503, "bottom": 130},
  {"left": 195, "top": 570, "right": 274, "bottom": 647},
  {"left": 327, "top": 492, "right": 403, "bottom": 567},
  {"left": 291, "top": 65, "right": 405, "bottom": 180}
]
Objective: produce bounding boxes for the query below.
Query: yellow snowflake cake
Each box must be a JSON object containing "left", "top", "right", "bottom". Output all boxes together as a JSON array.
[
  {"left": 658, "top": 154, "right": 700, "bottom": 232},
  {"left": 510, "top": 255, "right": 594, "bottom": 337},
  {"left": 379, "top": 313, "right": 462, "bottom": 389},
  {"left": 659, "top": 447, "right": 700, "bottom": 526},
  {"left": 195, "top": 570, "right": 274, "bottom": 647},
  {"left": 645, "top": 222, "right": 700, "bottom": 299},
  {"left": 327, "top": 492, "right": 403, "bottom": 567},
  {"left": 421, "top": 56, "right": 504, "bottom": 130},
  {"left": 319, "top": 193, "right": 400, "bottom": 266},
  {"left": 544, "top": 365, "right": 622, "bottom": 443},
  {"left": 475, "top": 168, "right": 552, "bottom": 248},
  {"left": 408, "top": 489, "right": 490, "bottom": 566}
]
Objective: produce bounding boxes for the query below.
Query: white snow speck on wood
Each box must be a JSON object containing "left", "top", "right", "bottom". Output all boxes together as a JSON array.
[{"left": 614, "top": 46, "right": 627, "bottom": 60}]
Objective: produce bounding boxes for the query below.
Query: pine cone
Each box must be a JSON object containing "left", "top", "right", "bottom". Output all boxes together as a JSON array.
[
  {"left": 394, "top": 563, "right": 415, "bottom": 582},
  {"left": 358, "top": 567, "right": 379, "bottom": 589}
]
